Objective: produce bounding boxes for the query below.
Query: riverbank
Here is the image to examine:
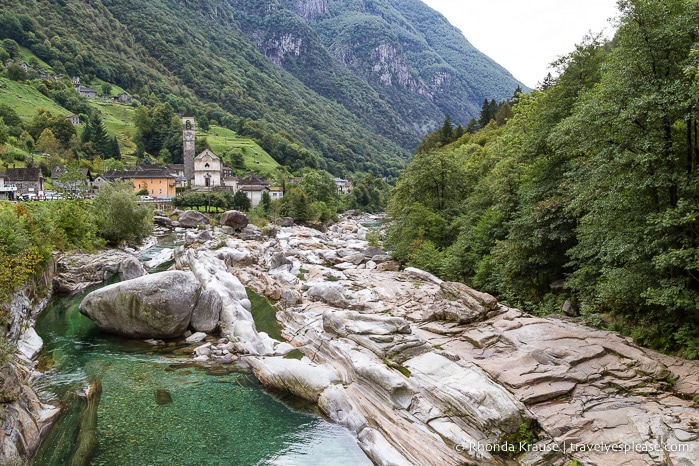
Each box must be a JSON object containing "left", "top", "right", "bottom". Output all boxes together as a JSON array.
[
  {"left": 0, "top": 261, "right": 60, "bottom": 465},
  {"left": 171, "top": 213, "right": 699, "bottom": 465}
]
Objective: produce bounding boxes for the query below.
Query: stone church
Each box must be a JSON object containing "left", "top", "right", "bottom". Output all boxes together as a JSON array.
[
  {"left": 194, "top": 149, "right": 223, "bottom": 187},
  {"left": 183, "top": 115, "right": 225, "bottom": 188}
]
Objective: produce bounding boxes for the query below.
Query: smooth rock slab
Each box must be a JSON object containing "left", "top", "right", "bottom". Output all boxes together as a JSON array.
[
  {"left": 405, "top": 352, "right": 526, "bottom": 437},
  {"left": 246, "top": 357, "right": 341, "bottom": 402},
  {"left": 17, "top": 327, "right": 43, "bottom": 360},
  {"left": 79, "top": 271, "right": 201, "bottom": 339}
]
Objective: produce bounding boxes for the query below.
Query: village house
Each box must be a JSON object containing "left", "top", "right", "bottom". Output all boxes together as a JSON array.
[
  {"left": 51, "top": 167, "right": 94, "bottom": 194},
  {"left": 4, "top": 168, "right": 44, "bottom": 199},
  {"left": 65, "top": 114, "right": 82, "bottom": 125},
  {"left": 237, "top": 173, "right": 272, "bottom": 208},
  {"left": 268, "top": 186, "right": 283, "bottom": 201},
  {"left": 167, "top": 164, "right": 187, "bottom": 189},
  {"left": 334, "top": 177, "right": 353, "bottom": 194},
  {"left": 115, "top": 93, "right": 133, "bottom": 104},
  {"left": 0, "top": 172, "right": 18, "bottom": 200},
  {"left": 101, "top": 166, "right": 177, "bottom": 199},
  {"left": 78, "top": 87, "right": 98, "bottom": 99},
  {"left": 91, "top": 174, "right": 112, "bottom": 190},
  {"left": 222, "top": 167, "right": 238, "bottom": 191}
]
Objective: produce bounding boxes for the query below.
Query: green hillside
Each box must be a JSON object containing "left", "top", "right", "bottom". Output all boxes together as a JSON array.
[
  {"left": 0, "top": 72, "right": 277, "bottom": 174},
  {"left": 0, "top": 0, "right": 525, "bottom": 177},
  {"left": 0, "top": 77, "right": 68, "bottom": 120},
  {"left": 205, "top": 126, "right": 280, "bottom": 177}
]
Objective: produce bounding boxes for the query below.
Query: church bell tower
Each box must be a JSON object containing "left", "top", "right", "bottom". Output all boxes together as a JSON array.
[{"left": 182, "top": 115, "right": 195, "bottom": 183}]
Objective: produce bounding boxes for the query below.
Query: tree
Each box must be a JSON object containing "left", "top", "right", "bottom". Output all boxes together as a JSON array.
[
  {"left": 198, "top": 116, "right": 210, "bottom": 132},
  {"left": 88, "top": 114, "right": 109, "bottom": 158},
  {"left": 495, "top": 101, "right": 513, "bottom": 126},
  {"left": 6, "top": 62, "right": 28, "bottom": 81},
  {"left": 0, "top": 104, "right": 22, "bottom": 128},
  {"left": 159, "top": 147, "right": 171, "bottom": 164},
  {"left": 26, "top": 109, "right": 76, "bottom": 148},
  {"left": 35, "top": 128, "right": 60, "bottom": 155},
  {"left": 1, "top": 38, "right": 20, "bottom": 58},
  {"left": 93, "top": 180, "right": 153, "bottom": 246},
  {"left": 107, "top": 135, "right": 121, "bottom": 160},
  {"left": 232, "top": 190, "right": 251, "bottom": 211},
  {"left": 440, "top": 115, "right": 453, "bottom": 144},
  {"left": 478, "top": 99, "right": 498, "bottom": 128},
  {"left": 347, "top": 174, "right": 389, "bottom": 213},
  {"left": 100, "top": 83, "right": 112, "bottom": 96},
  {"left": 298, "top": 169, "right": 337, "bottom": 204},
  {"left": 0, "top": 118, "right": 7, "bottom": 145},
  {"left": 281, "top": 187, "right": 309, "bottom": 222},
  {"left": 260, "top": 189, "right": 271, "bottom": 214},
  {"left": 549, "top": 0, "right": 699, "bottom": 353}
]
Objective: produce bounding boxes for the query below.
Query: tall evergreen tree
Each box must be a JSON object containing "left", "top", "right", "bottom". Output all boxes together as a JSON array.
[
  {"left": 88, "top": 114, "right": 109, "bottom": 158},
  {"left": 107, "top": 135, "right": 121, "bottom": 160},
  {"left": 440, "top": 115, "right": 453, "bottom": 144}
]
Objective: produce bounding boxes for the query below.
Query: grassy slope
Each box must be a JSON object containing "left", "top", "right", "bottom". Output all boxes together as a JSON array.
[
  {"left": 0, "top": 75, "right": 277, "bottom": 174},
  {"left": 89, "top": 100, "right": 137, "bottom": 153},
  {"left": 0, "top": 77, "right": 70, "bottom": 121},
  {"left": 203, "top": 125, "right": 279, "bottom": 177}
]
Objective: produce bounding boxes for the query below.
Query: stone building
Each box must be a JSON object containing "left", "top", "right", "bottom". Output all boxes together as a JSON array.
[
  {"left": 193, "top": 149, "right": 223, "bottom": 188},
  {"left": 4, "top": 168, "right": 44, "bottom": 198},
  {"left": 182, "top": 115, "right": 196, "bottom": 183}
]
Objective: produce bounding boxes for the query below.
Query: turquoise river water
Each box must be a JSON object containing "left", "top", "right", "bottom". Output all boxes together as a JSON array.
[{"left": 30, "top": 243, "right": 371, "bottom": 465}]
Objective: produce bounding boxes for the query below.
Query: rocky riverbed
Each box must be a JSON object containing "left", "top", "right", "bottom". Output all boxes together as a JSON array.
[{"left": 66, "top": 212, "right": 699, "bottom": 465}]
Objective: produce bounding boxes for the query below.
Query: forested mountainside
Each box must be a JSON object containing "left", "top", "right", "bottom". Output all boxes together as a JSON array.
[
  {"left": 240, "top": 0, "right": 524, "bottom": 143},
  {"left": 385, "top": 0, "right": 699, "bottom": 358},
  {"left": 0, "top": 0, "right": 523, "bottom": 175}
]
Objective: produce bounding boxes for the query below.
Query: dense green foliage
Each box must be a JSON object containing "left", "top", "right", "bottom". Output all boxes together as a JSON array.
[
  {"left": 386, "top": 0, "right": 699, "bottom": 358},
  {"left": 0, "top": 200, "right": 102, "bottom": 360},
  {"left": 92, "top": 180, "right": 154, "bottom": 245}
]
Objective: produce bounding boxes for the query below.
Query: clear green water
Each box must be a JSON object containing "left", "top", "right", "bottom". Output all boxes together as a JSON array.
[{"left": 32, "top": 272, "right": 370, "bottom": 465}]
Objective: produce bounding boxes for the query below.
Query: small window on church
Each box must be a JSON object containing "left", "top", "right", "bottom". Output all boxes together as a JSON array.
[{"left": 205, "top": 163, "right": 210, "bottom": 168}]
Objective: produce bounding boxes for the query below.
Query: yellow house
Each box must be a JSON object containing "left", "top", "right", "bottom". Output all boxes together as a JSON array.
[{"left": 102, "top": 166, "right": 177, "bottom": 199}]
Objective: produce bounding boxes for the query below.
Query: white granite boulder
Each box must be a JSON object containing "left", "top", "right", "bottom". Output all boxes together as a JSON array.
[{"left": 79, "top": 271, "right": 201, "bottom": 339}]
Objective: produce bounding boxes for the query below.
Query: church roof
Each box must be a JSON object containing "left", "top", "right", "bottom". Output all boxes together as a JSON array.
[{"left": 194, "top": 149, "right": 220, "bottom": 161}]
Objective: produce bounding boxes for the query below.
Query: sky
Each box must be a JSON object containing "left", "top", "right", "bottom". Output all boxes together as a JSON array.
[{"left": 420, "top": 0, "right": 620, "bottom": 89}]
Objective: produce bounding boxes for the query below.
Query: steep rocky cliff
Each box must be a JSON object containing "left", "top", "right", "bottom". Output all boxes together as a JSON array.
[
  {"left": 0, "top": 263, "right": 60, "bottom": 465},
  {"left": 235, "top": 0, "right": 525, "bottom": 143}
]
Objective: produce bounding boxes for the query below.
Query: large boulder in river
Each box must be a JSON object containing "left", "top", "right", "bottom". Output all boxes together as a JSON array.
[
  {"left": 177, "top": 210, "right": 209, "bottom": 228},
  {"left": 220, "top": 210, "right": 248, "bottom": 230},
  {"left": 79, "top": 271, "right": 201, "bottom": 338}
]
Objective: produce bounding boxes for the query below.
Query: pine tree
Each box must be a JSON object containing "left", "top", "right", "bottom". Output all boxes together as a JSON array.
[
  {"left": 440, "top": 115, "right": 453, "bottom": 144},
  {"left": 478, "top": 99, "right": 491, "bottom": 128},
  {"left": 107, "top": 136, "right": 121, "bottom": 160}
]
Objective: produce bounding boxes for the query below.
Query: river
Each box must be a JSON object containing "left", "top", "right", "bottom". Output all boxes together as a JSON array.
[{"left": 30, "top": 238, "right": 371, "bottom": 465}]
